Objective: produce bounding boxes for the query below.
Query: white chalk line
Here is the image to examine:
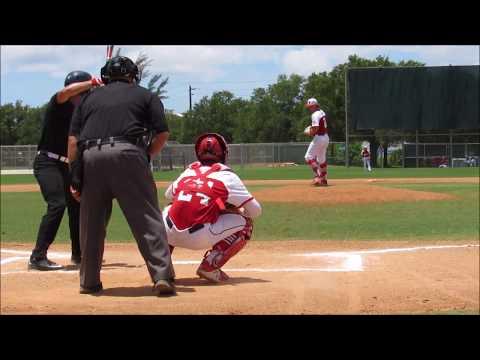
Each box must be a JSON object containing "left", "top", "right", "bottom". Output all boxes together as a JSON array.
[
  {"left": 294, "top": 244, "right": 479, "bottom": 257},
  {"left": 1, "top": 249, "right": 70, "bottom": 265},
  {"left": 3, "top": 244, "right": 477, "bottom": 276}
]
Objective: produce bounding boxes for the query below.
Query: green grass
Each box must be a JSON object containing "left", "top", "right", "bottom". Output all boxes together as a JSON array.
[
  {"left": 1, "top": 183, "right": 478, "bottom": 243},
  {"left": 1, "top": 165, "right": 478, "bottom": 184}
]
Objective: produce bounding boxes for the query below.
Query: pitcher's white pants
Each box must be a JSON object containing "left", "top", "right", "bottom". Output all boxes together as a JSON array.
[
  {"left": 162, "top": 205, "right": 246, "bottom": 250},
  {"left": 305, "top": 134, "right": 329, "bottom": 164},
  {"left": 363, "top": 158, "right": 372, "bottom": 171}
]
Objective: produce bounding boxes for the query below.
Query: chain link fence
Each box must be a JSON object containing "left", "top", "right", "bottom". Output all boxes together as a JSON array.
[
  {"left": 403, "top": 142, "right": 480, "bottom": 168},
  {"left": 1, "top": 141, "right": 478, "bottom": 172},
  {"left": 0, "top": 142, "right": 346, "bottom": 172}
]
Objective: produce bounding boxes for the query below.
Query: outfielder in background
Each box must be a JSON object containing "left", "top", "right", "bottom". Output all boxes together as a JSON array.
[
  {"left": 162, "top": 133, "right": 262, "bottom": 283},
  {"left": 361, "top": 144, "right": 372, "bottom": 172},
  {"left": 304, "top": 98, "right": 329, "bottom": 186}
]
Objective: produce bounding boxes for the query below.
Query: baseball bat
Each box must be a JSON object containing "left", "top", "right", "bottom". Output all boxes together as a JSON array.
[{"left": 106, "top": 45, "right": 114, "bottom": 61}]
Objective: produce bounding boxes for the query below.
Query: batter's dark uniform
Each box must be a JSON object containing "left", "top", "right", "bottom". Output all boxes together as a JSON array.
[
  {"left": 70, "top": 79, "right": 175, "bottom": 292},
  {"left": 30, "top": 94, "right": 81, "bottom": 266}
]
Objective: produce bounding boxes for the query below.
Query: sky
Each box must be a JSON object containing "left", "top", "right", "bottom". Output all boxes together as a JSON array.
[{"left": 1, "top": 45, "right": 478, "bottom": 114}]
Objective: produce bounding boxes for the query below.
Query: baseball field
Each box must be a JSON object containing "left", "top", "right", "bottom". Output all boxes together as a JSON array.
[{"left": 1, "top": 165, "right": 479, "bottom": 314}]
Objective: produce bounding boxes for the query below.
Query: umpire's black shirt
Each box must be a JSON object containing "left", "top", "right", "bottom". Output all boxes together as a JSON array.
[
  {"left": 37, "top": 94, "right": 75, "bottom": 157},
  {"left": 70, "top": 80, "right": 169, "bottom": 141}
]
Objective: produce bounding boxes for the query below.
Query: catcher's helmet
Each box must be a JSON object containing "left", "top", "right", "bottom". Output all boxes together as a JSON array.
[
  {"left": 101, "top": 56, "right": 140, "bottom": 84},
  {"left": 64, "top": 70, "right": 92, "bottom": 87},
  {"left": 195, "top": 133, "right": 228, "bottom": 165}
]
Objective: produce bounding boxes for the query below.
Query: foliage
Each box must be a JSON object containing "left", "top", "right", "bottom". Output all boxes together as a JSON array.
[
  {"left": 1, "top": 54, "right": 427, "bottom": 146},
  {"left": 0, "top": 101, "right": 46, "bottom": 145},
  {"left": 115, "top": 47, "right": 169, "bottom": 100}
]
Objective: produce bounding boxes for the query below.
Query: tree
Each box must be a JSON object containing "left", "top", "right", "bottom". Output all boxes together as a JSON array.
[
  {"left": 114, "top": 48, "right": 169, "bottom": 100},
  {"left": 182, "top": 91, "right": 248, "bottom": 143},
  {"left": 164, "top": 111, "right": 183, "bottom": 142}
]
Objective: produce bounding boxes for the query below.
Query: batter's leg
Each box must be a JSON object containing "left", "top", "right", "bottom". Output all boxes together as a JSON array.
[
  {"left": 31, "top": 158, "right": 67, "bottom": 261},
  {"left": 63, "top": 165, "right": 81, "bottom": 260}
]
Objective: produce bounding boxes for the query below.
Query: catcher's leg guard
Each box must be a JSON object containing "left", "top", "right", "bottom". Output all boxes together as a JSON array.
[{"left": 196, "top": 218, "right": 252, "bottom": 283}]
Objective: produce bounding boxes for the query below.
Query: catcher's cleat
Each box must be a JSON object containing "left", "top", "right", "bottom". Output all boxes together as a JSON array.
[
  {"left": 319, "top": 179, "right": 328, "bottom": 186},
  {"left": 311, "top": 177, "right": 321, "bottom": 186},
  {"left": 196, "top": 266, "right": 230, "bottom": 283}
]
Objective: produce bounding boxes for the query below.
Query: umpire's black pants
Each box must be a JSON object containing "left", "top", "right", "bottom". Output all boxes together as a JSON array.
[
  {"left": 79, "top": 142, "right": 174, "bottom": 289},
  {"left": 31, "top": 153, "right": 80, "bottom": 260}
]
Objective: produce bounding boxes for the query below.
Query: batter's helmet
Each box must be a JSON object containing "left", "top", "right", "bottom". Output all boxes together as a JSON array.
[
  {"left": 101, "top": 56, "right": 140, "bottom": 84},
  {"left": 64, "top": 70, "right": 92, "bottom": 87},
  {"left": 195, "top": 133, "right": 228, "bottom": 165}
]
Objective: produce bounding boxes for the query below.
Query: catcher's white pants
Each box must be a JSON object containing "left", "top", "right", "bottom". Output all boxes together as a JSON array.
[
  {"left": 305, "top": 134, "right": 329, "bottom": 164},
  {"left": 363, "top": 158, "right": 372, "bottom": 171},
  {"left": 162, "top": 205, "right": 247, "bottom": 250}
]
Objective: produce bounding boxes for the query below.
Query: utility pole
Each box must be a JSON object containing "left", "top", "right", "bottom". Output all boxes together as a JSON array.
[
  {"left": 344, "top": 71, "right": 349, "bottom": 167},
  {"left": 189, "top": 85, "right": 198, "bottom": 111}
]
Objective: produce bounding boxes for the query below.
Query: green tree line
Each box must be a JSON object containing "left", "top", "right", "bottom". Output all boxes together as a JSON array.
[{"left": 1, "top": 55, "right": 424, "bottom": 149}]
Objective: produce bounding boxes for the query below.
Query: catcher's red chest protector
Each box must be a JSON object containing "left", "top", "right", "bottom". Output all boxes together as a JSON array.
[{"left": 168, "top": 162, "right": 229, "bottom": 230}]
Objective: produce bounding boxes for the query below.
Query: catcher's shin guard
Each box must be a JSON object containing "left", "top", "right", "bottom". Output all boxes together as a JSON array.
[{"left": 196, "top": 218, "right": 252, "bottom": 283}]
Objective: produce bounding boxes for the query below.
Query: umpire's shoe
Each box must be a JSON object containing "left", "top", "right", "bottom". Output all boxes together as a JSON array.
[
  {"left": 80, "top": 283, "right": 103, "bottom": 294},
  {"left": 153, "top": 279, "right": 176, "bottom": 296},
  {"left": 71, "top": 254, "right": 81, "bottom": 266},
  {"left": 28, "top": 257, "right": 64, "bottom": 271}
]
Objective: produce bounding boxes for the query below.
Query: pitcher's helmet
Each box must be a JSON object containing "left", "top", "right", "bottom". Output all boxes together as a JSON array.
[
  {"left": 64, "top": 70, "right": 92, "bottom": 87},
  {"left": 101, "top": 56, "right": 140, "bottom": 84},
  {"left": 195, "top": 133, "right": 228, "bottom": 165}
]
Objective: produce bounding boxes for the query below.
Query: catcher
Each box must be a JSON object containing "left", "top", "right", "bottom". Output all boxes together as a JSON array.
[{"left": 162, "top": 133, "right": 262, "bottom": 283}]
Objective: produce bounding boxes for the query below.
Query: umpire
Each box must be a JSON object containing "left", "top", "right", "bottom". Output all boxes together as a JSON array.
[
  {"left": 68, "top": 56, "right": 175, "bottom": 295},
  {"left": 28, "top": 71, "right": 102, "bottom": 271}
]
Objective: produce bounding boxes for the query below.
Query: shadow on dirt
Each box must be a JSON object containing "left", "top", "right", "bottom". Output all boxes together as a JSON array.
[
  {"left": 93, "top": 276, "right": 269, "bottom": 297},
  {"left": 96, "top": 285, "right": 194, "bottom": 297},
  {"left": 101, "top": 262, "right": 142, "bottom": 269},
  {"left": 175, "top": 276, "right": 270, "bottom": 287},
  {"left": 61, "top": 262, "right": 142, "bottom": 272}
]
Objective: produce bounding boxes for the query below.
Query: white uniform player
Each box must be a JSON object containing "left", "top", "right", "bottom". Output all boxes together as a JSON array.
[
  {"left": 163, "top": 133, "right": 262, "bottom": 283},
  {"left": 361, "top": 146, "right": 372, "bottom": 172},
  {"left": 304, "top": 98, "right": 329, "bottom": 186}
]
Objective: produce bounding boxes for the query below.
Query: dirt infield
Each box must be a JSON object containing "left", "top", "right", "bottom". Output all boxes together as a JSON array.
[
  {"left": 1, "top": 241, "right": 479, "bottom": 314},
  {"left": 2, "top": 177, "right": 478, "bottom": 194}
]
